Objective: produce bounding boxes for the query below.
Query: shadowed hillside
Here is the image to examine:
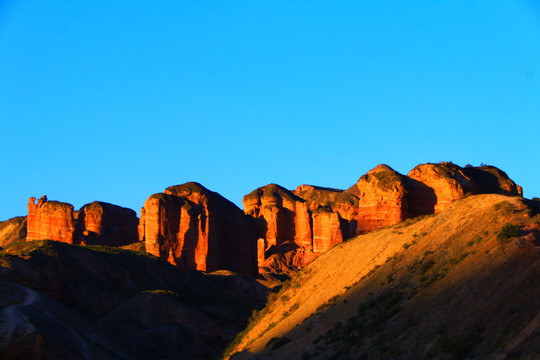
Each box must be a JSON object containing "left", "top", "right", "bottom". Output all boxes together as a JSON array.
[
  {"left": 225, "top": 194, "right": 540, "bottom": 359},
  {"left": 0, "top": 241, "right": 268, "bottom": 359}
]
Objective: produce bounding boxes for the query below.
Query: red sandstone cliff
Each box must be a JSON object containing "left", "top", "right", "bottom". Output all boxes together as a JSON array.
[
  {"left": 245, "top": 163, "right": 523, "bottom": 273},
  {"left": 27, "top": 196, "right": 75, "bottom": 244},
  {"left": 347, "top": 164, "right": 409, "bottom": 233},
  {"left": 75, "top": 201, "right": 139, "bottom": 246},
  {"left": 27, "top": 196, "right": 138, "bottom": 247},
  {"left": 407, "top": 162, "right": 476, "bottom": 214},
  {"left": 24, "top": 162, "right": 523, "bottom": 277},
  {"left": 140, "top": 182, "right": 257, "bottom": 277},
  {"left": 243, "top": 184, "right": 312, "bottom": 249},
  {"left": 407, "top": 162, "right": 522, "bottom": 216}
]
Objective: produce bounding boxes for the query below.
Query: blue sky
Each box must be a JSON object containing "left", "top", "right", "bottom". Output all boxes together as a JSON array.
[{"left": 1, "top": 1, "right": 539, "bottom": 220}]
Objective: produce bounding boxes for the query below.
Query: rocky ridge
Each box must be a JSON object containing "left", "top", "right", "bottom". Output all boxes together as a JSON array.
[{"left": 18, "top": 162, "right": 523, "bottom": 276}]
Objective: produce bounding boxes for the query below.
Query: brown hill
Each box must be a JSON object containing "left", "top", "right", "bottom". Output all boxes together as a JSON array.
[
  {"left": 0, "top": 216, "right": 26, "bottom": 248},
  {"left": 0, "top": 240, "right": 267, "bottom": 359},
  {"left": 225, "top": 194, "right": 540, "bottom": 359}
]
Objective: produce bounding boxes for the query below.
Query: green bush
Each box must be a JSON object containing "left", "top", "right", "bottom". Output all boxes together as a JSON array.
[{"left": 497, "top": 223, "right": 522, "bottom": 243}]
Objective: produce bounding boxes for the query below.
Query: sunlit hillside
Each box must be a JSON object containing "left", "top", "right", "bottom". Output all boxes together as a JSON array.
[{"left": 226, "top": 194, "right": 540, "bottom": 359}]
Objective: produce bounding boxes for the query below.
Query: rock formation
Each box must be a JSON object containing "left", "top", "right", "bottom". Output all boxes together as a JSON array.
[
  {"left": 75, "top": 201, "right": 139, "bottom": 246},
  {"left": 347, "top": 164, "right": 409, "bottom": 233},
  {"left": 463, "top": 165, "right": 523, "bottom": 196},
  {"left": 243, "top": 184, "right": 312, "bottom": 248},
  {"left": 407, "top": 162, "right": 476, "bottom": 214},
  {"left": 27, "top": 196, "right": 138, "bottom": 247},
  {"left": 294, "top": 185, "right": 359, "bottom": 239},
  {"left": 27, "top": 196, "right": 76, "bottom": 244},
  {"left": 407, "top": 162, "right": 522, "bottom": 215},
  {"left": 244, "top": 163, "right": 523, "bottom": 273},
  {"left": 139, "top": 182, "right": 257, "bottom": 277},
  {"left": 24, "top": 162, "right": 523, "bottom": 276}
]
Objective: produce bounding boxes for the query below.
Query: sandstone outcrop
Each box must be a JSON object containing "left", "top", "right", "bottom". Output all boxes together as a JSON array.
[
  {"left": 407, "top": 162, "right": 476, "bottom": 214},
  {"left": 27, "top": 196, "right": 139, "bottom": 247},
  {"left": 24, "top": 162, "right": 523, "bottom": 277},
  {"left": 407, "top": 162, "right": 523, "bottom": 215},
  {"left": 245, "top": 163, "right": 523, "bottom": 273},
  {"left": 294, "top": 185, "right": 359, "bottom": 239},
  {"left": 243, "top": 184, "right": 314, "bottom": 271},
  {"left": 139, "top": 182, "right": 257, "bottom": 276},
  {"left": 347, "top": 164, "right": 409, "bottom": 233},
  {"left": 243, "top": 184, "right": 312, "bottom": 248},
  {"left": 311, "top": 208, "right": 343, "bottom": 253},
  {"left": 463, "top": 165, "right": 523, "bottom": 196},
  {"left": 27, "top": 196, "right": 76, "bottom": 244},
  {"left": 75, "top": 201, "right": 139, "bottom": 246}
]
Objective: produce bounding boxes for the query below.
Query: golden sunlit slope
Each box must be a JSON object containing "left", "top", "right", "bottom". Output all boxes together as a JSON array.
[{"left": 225, "top": 194, "right": 540, "bottom": 359}]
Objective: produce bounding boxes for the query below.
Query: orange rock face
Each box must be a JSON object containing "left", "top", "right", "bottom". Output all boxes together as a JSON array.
[
  {"left": 294, "top": 185, "right": 359, "bottom": 238},
  {"left": 27, "top": 196, "right": 75, "bottom": 244},
  {"left": 27, "top": 196, "right": 139, "bottom": 247},
  {"left": 140, "top": 182, "right": 257, "bottom": 276},
  {"left": 311, "top": 208, "right": 343, "bottom": 253},
  {"left": 408, "top": 162, "right": 477, "bottom": 214},
  {"left": 75, "top": 201, "right": 139, "bottom": 246},
  {"left": 243, "top": 184, "right": 312, "bottom": 249},
  {"left": 348, "top": 164, "right": 409, "bottom": 233}
]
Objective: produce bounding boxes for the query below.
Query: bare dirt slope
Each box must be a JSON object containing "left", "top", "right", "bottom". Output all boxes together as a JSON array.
[{"left": 226, "top": 194, "right": 540, "bottom": 359}]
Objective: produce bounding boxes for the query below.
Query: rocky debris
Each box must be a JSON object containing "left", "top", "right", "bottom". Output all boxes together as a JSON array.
[
  {"left": 140, "top": 182, "right": 257, "bottom": 277},
  {"left": 26, "top": 196, "right": 139, "bottom": 247}
]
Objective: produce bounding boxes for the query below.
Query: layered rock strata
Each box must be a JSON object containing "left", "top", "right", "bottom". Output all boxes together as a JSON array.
[
  {"left": 27, "top": 196, "right": 76, "bottom": 244},
  {"left": 245, "top": 163, "right": 522, "bottom": 272},
  {"left": 347, "top": 164, "right": 409, "bottom": 233},
  {"left": 75, "top": 201, "right": 139, "bottom": 246},
  {"left": 26, "top": 196, "right": 138, "bottom": 246},
  {"left": 139, "top": 182, "right": 257, "bottom": 277},
  {"left": 25, "top": 162, "right": 523, "bottom": 276}
]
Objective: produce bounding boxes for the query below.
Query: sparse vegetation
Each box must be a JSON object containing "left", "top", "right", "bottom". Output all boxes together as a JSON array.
[
  {"left": 494, "top": 201, "right": 514, "bottom": 215},
  {"left": 497, "top": 223, "right": 522, "bottom": 243}
]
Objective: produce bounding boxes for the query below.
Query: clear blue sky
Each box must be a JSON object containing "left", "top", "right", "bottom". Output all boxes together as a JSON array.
[{"left": 1, "top": 1, "right": 539, "bottom": 220}]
